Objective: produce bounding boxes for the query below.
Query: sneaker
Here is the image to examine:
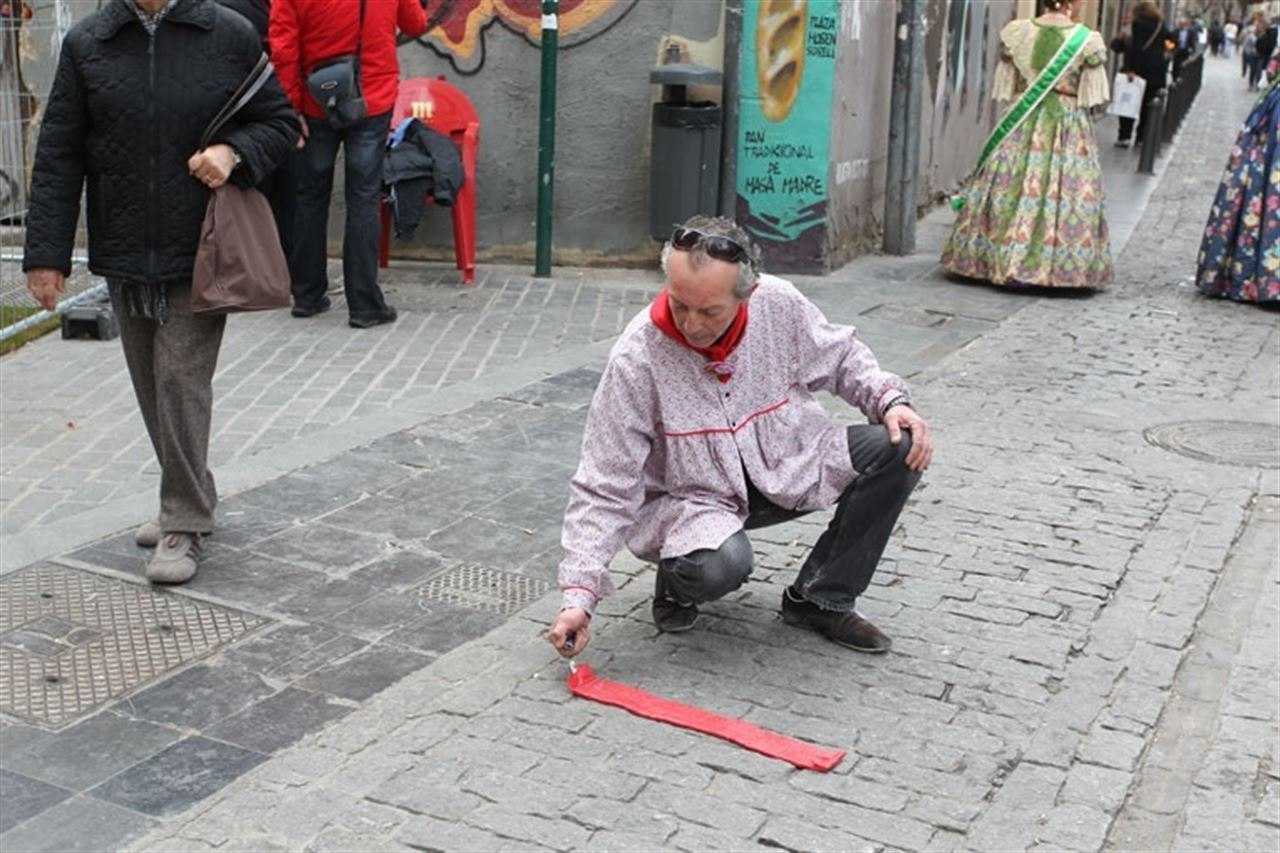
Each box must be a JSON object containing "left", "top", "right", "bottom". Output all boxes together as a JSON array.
[
  {"left": 349, "top": 306, "right": 397, "bottom": 329},
  {"left": 135, "top": 520, "right": 161, "bottom": 548},
  {"left": 1114, "top": 139, "right": 1132, "bottom": 148},
  {"left": 653, "top": 573, "right": 699, "bottom": 633},
  {"left": 291, "top": 296, "right": 332, "bottom": 318},
  {"left": 145, "top": 533, "right": 201, "bottom": 585},
  {"left": 780, "top": 587, "right": 891, "bottom": 653}
]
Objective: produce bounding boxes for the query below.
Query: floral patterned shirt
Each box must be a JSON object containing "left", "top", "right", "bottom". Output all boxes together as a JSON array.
[{"left": 558, "top": 275, "right": 910, "bottom": 614}]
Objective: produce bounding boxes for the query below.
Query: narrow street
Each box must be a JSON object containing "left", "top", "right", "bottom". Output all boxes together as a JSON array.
[{"left": 0, "top": 55, "right": 1276, "bottom": 853}]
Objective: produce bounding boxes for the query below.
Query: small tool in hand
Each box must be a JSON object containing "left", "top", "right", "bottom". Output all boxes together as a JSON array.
[{"left": 564, "top": 631, "right": 578, "bottom": 673}]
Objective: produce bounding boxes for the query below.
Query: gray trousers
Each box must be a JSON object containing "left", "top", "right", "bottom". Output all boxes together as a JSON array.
[
  {"left": 112, "top": 282, "right": 225, "bottom": 533},
  {"left": 658, "top": 424, "right": 922, "bottom": 613}
]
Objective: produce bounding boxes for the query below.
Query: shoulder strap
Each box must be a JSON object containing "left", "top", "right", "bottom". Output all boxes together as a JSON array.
[{"left": 200, "top": 52, "right": 274, "bottom": 149}]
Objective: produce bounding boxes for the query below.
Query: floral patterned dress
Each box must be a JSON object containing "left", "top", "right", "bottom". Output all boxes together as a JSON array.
[
  {"left": 1195, "top": 57, "right": 1280, "bottom": 304},
  {"left": 943, "top": 19, "right": 1114, "bottom": 290}
]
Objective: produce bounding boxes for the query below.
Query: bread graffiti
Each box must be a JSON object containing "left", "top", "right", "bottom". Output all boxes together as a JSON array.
[{"left": 757, "top": 0, "right": 808, "bottom": 122}]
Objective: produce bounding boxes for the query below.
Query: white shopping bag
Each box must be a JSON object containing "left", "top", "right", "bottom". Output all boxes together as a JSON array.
[{"left": 1107, "top": 74, "right": 1147, "bottom": 120}]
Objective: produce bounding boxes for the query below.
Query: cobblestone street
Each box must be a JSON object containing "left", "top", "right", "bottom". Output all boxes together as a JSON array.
[{"left": 0, "top": 56, "right": 1277, "bottom": 853}]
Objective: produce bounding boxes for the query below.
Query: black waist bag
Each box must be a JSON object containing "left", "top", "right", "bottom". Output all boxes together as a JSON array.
[{"left": 305, "top": 0, "right": 367, "bottom": 129}]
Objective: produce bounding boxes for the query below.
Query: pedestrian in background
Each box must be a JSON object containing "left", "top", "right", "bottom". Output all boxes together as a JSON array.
[
  {"left": 943, "top": 0, "right": 1113, "bottom": 291},
  {"left": 1172, "top": 17, "right": 1198, "bottom": 80},
  {"left": 269, "top": 0, "right": 428, "bottom": 328},
  {"left": 1224, "top": 19, "right": 1237, "bottom": 59},
  {"left": 1244, "top": 14, "right": 1263, "bottom": 89},
  {"left": 1113, "top": 1, "right": 1172, "bottom": 150},
  {"left": 22, "top": 0, "right": 297, "bottom": 584},
  {"left": 1255, "top": 18, "right": 1278, "bottom": 90}
]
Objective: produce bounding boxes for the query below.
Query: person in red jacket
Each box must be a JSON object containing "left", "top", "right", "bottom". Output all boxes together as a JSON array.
[{"left": 269, "top": 0, "right": 428, "bottom": 328}]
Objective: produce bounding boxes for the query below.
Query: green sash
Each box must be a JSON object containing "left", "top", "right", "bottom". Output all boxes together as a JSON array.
[{"left": 951, "top": 23, "right": 1091, "bottom": 212}]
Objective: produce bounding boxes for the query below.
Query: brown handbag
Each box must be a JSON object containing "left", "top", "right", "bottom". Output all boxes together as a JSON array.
[{"left": 192, "top": 54, "right": 291, "bottom": 315}]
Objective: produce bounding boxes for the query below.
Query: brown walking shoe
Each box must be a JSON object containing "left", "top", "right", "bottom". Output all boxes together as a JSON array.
[
  {"left": 145, "top": 533, "right": 201, "bottom": 585},
  {"left": 781, "top": 587, "right": 892, "bottom": 653},
  {"left": 135, "top": 520, "right": 162, "bottom": 548}
]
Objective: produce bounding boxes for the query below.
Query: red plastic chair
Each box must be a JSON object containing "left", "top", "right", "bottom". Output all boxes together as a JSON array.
[{"left": 380, "top": 76, "right": 478, "bottom": 285}]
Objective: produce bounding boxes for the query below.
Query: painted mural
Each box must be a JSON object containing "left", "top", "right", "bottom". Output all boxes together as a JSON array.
[
  {"left": 415, "top": 0, "right": 636, "bottom": 74},
  {"left": 735, "top": 0, "right": 838, "bottom": 271}
]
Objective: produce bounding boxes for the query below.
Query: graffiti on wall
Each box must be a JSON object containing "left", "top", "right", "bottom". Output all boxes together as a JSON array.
[
  {"left": 414, "top": 0, "right": 636, "bottom": 74},
  {"left": 735, "top": 0, "right": 838, "bottom": 271},
  {"left": 926, "top": 0, "right": 1008, "bottom": 131},
  {"left": 943, "top": 0, "right": 971, "bottom": 118}
]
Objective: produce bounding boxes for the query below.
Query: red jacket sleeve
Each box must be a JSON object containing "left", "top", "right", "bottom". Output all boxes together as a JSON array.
[
  {"left": 397, "top": 0, "right": 428, "bottom": 39},
  {"left": 268, "top": 0, "right": 306, "bottom": 112}
]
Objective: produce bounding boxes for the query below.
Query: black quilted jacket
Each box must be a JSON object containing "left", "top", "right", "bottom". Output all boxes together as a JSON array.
[{"left": 23, "top": 0, "right": 298, "bottom": 284}]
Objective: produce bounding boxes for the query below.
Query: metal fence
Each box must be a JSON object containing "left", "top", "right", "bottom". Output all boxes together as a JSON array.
[{"left": 0, "top": 0, "right": 100, "bottom": 342}]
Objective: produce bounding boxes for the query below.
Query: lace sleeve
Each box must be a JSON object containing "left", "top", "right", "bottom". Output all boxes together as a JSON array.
[
  {"left": 1078, "top": 33, "right": 1111, "bottom": 108},
  {"left": 993, "top": 48, "right": 1019, "bottom": 102}
]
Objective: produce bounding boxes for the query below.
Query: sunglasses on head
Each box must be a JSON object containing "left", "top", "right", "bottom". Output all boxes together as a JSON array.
[{"left": 671, "top": 227, "right": 751, "bottom": 267}]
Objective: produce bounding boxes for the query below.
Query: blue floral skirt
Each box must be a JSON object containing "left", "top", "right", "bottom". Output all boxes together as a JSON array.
[{"left": 1196, "top": 80, "right": 1280, "bottom": 304}]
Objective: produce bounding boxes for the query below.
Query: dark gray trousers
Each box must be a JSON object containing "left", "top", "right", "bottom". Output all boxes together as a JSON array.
[
  {"left": 112, "top": 283, "right": 225, "bottom": 533},
  {"left": 658, "top": 424, "right": 922, "bottom": 613}
]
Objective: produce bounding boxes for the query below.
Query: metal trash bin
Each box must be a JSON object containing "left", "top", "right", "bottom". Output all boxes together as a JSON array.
[{"left": 648, "top": 62, "right": 723, "bottom": 241}]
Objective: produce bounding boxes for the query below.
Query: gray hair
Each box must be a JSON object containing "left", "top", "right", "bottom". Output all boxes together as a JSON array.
[{"left": 659, "top": 215, "right": 763, "bottom": 300}]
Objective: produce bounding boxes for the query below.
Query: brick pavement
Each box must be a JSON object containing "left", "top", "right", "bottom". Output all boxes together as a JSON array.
[
  {"left": 0, "top": 268, "right": 657, "bottom": 534},
  {"left": 84, "top": 57, "right": 1275, "bottom": 852}
]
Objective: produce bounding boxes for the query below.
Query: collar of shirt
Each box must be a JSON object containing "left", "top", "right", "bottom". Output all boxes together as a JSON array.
[
  {"left": 133, "top": 0, "right": 180, "bottom": 35},
  {"left": 648, "top": 290, "right": 750, "bottom": 383}
]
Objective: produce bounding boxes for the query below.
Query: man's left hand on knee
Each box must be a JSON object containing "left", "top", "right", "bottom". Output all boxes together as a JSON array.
[{"left": 884, "top": 404, "right": 933, "bottom": 472}]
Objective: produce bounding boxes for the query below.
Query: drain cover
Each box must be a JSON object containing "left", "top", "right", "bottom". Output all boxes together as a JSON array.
[
  {"left": 418, "top": 564, "right": 548, "bottom": 616},
  {"left": 0, "top": 565, "right": 265, "bottom": 729},
  {"left": 861, "top": 303, "right": 953, "bottom": 328},
  {"left": 1144, "top": 420, "right": 1280, "bottom": 469}
]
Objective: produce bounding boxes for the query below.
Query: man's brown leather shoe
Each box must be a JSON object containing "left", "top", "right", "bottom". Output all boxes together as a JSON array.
[{"left": 781, "top": 588, "right": 892, "bottom": 653}]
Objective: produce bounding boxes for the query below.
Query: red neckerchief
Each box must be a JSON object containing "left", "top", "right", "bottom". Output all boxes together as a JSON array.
[{"left": 649, "top": 290, "right": 749, "bottom": 383}]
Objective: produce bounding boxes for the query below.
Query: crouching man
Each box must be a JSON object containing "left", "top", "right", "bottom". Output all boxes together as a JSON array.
[{"left": 547, "top": 216, "right": 933, "bottom": 658}]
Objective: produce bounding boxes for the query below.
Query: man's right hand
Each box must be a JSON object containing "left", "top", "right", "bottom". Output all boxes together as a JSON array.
[
  {"left": 296, "top": 114, "right": 310, "bottom": 150},
  {"left": 547, "top": 607, "right": 591, "bottom": 658},
  {"left": 26, "top": 268, "right": 65, "bottom": 311}
]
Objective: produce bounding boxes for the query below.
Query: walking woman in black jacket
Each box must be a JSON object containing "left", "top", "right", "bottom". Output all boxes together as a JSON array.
[
  {"left": 22, "top": 0, "right": 297, "bottom": 584},
  {"left": 1113, "top": 1, "right": 1173, "bottom": 149}
]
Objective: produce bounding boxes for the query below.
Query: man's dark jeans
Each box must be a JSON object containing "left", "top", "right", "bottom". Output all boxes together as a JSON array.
[
  {"left": 293, "top": 111, "right": 392, "bottom": 322},
  {"left": 658, "top": 424, "right": 922, "bottom": 613},
  {"left": 261, "top": 147, "right": 299, "bottom": 278}
]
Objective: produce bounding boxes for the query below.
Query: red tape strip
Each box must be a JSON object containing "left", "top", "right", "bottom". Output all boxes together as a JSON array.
[{"left": 567, "top": 664, "right": 845, "bottom": 773}]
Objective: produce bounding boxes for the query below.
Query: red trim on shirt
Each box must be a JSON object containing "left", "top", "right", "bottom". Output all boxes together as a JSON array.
[{"left": 663, "top": 398, "right": 790, "bottom": 438}]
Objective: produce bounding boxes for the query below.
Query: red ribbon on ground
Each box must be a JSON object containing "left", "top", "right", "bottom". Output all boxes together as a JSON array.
[{"left": 567, "top": 664, "right": 845, "bottom": 773}]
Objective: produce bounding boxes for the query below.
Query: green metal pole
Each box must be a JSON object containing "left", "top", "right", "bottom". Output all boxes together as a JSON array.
[{"left": 534, "top": 0, "right": 558, "bottom": 278}]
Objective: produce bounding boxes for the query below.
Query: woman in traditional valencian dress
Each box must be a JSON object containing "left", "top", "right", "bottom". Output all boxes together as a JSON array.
[
  {"left": 1195, "top": 49, "right": 1280, "bottom": 305},
  {"left": 942, "top": 0, "right": 1113, "bottom": 291}
]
